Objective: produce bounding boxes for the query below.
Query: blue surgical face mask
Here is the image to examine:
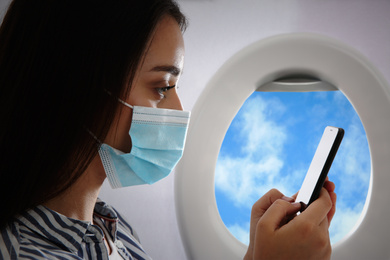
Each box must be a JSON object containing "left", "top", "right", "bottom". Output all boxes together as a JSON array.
[{"left": 98, "top": 100, "right": 190, "bottom": 188}]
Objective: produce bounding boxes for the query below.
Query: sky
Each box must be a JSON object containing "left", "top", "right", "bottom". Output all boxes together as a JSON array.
[{"left": 215, "top": 90, "right": 371, "bottom": 245}]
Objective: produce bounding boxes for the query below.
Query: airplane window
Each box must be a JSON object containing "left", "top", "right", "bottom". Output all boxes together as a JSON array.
[{"left": 215, "top": 90, "right": 371, "bottom": 245}]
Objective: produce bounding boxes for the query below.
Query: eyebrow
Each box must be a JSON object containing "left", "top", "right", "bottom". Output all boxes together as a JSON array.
[{"left": 150, "top": 65, "right": 181, "bottom": 77}]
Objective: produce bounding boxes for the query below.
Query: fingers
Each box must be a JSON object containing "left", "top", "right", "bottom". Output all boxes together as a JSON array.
[
  {"left": 247, "top": 189, "right": 289, "bottom": 258},
  {"left": 247, "top": 187, "right": 333, "bottom": 260},
  {"left": 323, "top": 180, "right": 337, "bottom": 225},
  {"left": 250, "top": 189, "right": 288, "bottom": 218},
  {"left": 291, "top": 191, "right": 299, "bottom": 200},
  {"left": 324, "top": 180, "right": 336, "bottom": 193},
  {"left": 327, "top": 191, "right": 337, "bottom": 225},
  {"left": 259, "top": 198, "right": 301, "bottom": 231},
  {"left": 299, "top": 187, "right": 333, "bottom": 225}
]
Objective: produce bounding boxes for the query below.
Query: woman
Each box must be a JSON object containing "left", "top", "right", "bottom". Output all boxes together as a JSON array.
[{"left": 0, "top": 0, "right": 336, "bottom": 259}]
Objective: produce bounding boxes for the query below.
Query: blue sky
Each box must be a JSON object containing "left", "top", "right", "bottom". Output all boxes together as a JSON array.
[{"left": 215, "top": 91, "right": 371, "bottom": 245}]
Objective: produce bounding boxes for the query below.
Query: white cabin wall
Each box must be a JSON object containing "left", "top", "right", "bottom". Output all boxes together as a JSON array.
[
  {"left": 1, "top": 0, "right": 389, "bottom": 259},
  {"left": 102, "top": 1, "right": 390, "bottom": 259}
]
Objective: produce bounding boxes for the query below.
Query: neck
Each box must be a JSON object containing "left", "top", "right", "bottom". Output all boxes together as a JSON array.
[{"left": 43, "top": 154, "right": 106, "bottom": 223}]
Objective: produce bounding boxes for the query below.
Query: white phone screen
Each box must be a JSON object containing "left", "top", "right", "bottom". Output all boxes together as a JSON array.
[{"left": 295, "top": 126, "right": 344, "bottom": 211}]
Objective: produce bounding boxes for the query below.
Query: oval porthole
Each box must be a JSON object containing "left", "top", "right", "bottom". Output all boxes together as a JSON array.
[
  {"left": 175, "top": 33, "right": 390, "bottom": 260},
  {"left": 215, "top": 90, "right": 371, "bottom": 245}
]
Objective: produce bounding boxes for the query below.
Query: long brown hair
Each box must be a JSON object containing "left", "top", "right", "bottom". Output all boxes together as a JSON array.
[{"left": 0, "top": 0, "right": 187, "bottom": 229}]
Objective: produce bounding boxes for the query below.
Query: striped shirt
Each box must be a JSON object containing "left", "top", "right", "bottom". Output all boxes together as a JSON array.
[{"left": 0, "top": 199, "right": 152, "bottom": 260}]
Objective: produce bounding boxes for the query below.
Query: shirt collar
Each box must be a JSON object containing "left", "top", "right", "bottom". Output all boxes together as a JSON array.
[
  {"left": 93, "top": 198, "right": 119, "bottom": 241},
  {"left": 16, "top": 199, "right": 118, "bottom": 253}
]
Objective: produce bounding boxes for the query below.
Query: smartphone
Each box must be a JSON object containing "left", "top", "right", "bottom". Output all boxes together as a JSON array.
[{"left": 295, "top": 126, "right": 344, "bottom": 212}]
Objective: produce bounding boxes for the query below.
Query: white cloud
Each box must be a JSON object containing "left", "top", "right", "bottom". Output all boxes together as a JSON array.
[
  {"left": 329, "top": 201, "right": 365, "bottom": 244},
  {"left": 215, "top": 156, "right": 285, "bottom": 208},
  {"left": 236, "top": 95, "right": 286, "bottom": 157},
  {"left": 225, "top": 201, "right": 365, "bottom": 246},
  {"left": 216, "top": 91, "right": 370, "bottom": 246},
  {"left": 326, "top": 114, "right": 370, "bottom": 244},
  {"left": 227, "top": 222, "right": 250, "bottom": 246},
  {"left": 332, "top": 115, "right": 370, "bottom": 199},
  {"left": 215, "top": 95, "right": 296, "bottom": 208}
]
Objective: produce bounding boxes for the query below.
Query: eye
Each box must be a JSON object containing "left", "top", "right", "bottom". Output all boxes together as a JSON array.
[{"left": 157, "top": 85, "right": 176, "bottom": 97}]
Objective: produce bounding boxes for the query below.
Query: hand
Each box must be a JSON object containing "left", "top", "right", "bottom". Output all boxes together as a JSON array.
[
  {"left": 244, "top": 184, "right": 335, "bottom": 260},
  {"left": 323, "top": 179, "right": 337, "bottom": 225},
  {"left": 292, "top": 178, "right": 337, "bottom": 226}
]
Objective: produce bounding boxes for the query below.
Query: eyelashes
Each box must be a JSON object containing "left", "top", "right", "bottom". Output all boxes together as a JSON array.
[{"left": 157, "top": 85, "right": 176, "bottom": 97}]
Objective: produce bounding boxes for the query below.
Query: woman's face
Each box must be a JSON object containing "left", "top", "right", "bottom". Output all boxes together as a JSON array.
[{"left": 105, "top": 16, "right": 185, "bottom": 153}]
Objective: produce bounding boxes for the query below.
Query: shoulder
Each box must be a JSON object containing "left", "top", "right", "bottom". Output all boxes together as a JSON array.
[
  {"left": 1, "top": 210, "right": 83, "bottom": 260},
  {"left": 0, "top": 221, "right": 79, "bottom": 260},
  {"left": 1, "top": 221, "right": 20, "bottom": 259}
]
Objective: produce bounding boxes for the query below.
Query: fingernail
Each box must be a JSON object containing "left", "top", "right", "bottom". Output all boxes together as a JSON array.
[
  {"left": 291, "top": 202, "right": 301, "bottom": 207},
  {"left": 291, "top": 202, "right": 303, "bottom": 211},
  {"left": 281, "top": 196, "right": 294, "bottom": 202}
]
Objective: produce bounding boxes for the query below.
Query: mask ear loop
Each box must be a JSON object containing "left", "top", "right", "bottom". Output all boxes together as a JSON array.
[
  {"left": 117, "top": 98, "right": 134, "bottom": 109},
  {"left": 85, "top": 90, "right": 122, "bottom": 146},
  {"left": 86, "top": 129, "right": 102, "bottom": 145},
  {"left": 104, "top": 89, "right": 134, "bottom": 109},
  {"left": 89, "top": 89, "right": 134, "bottom": 147}
]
